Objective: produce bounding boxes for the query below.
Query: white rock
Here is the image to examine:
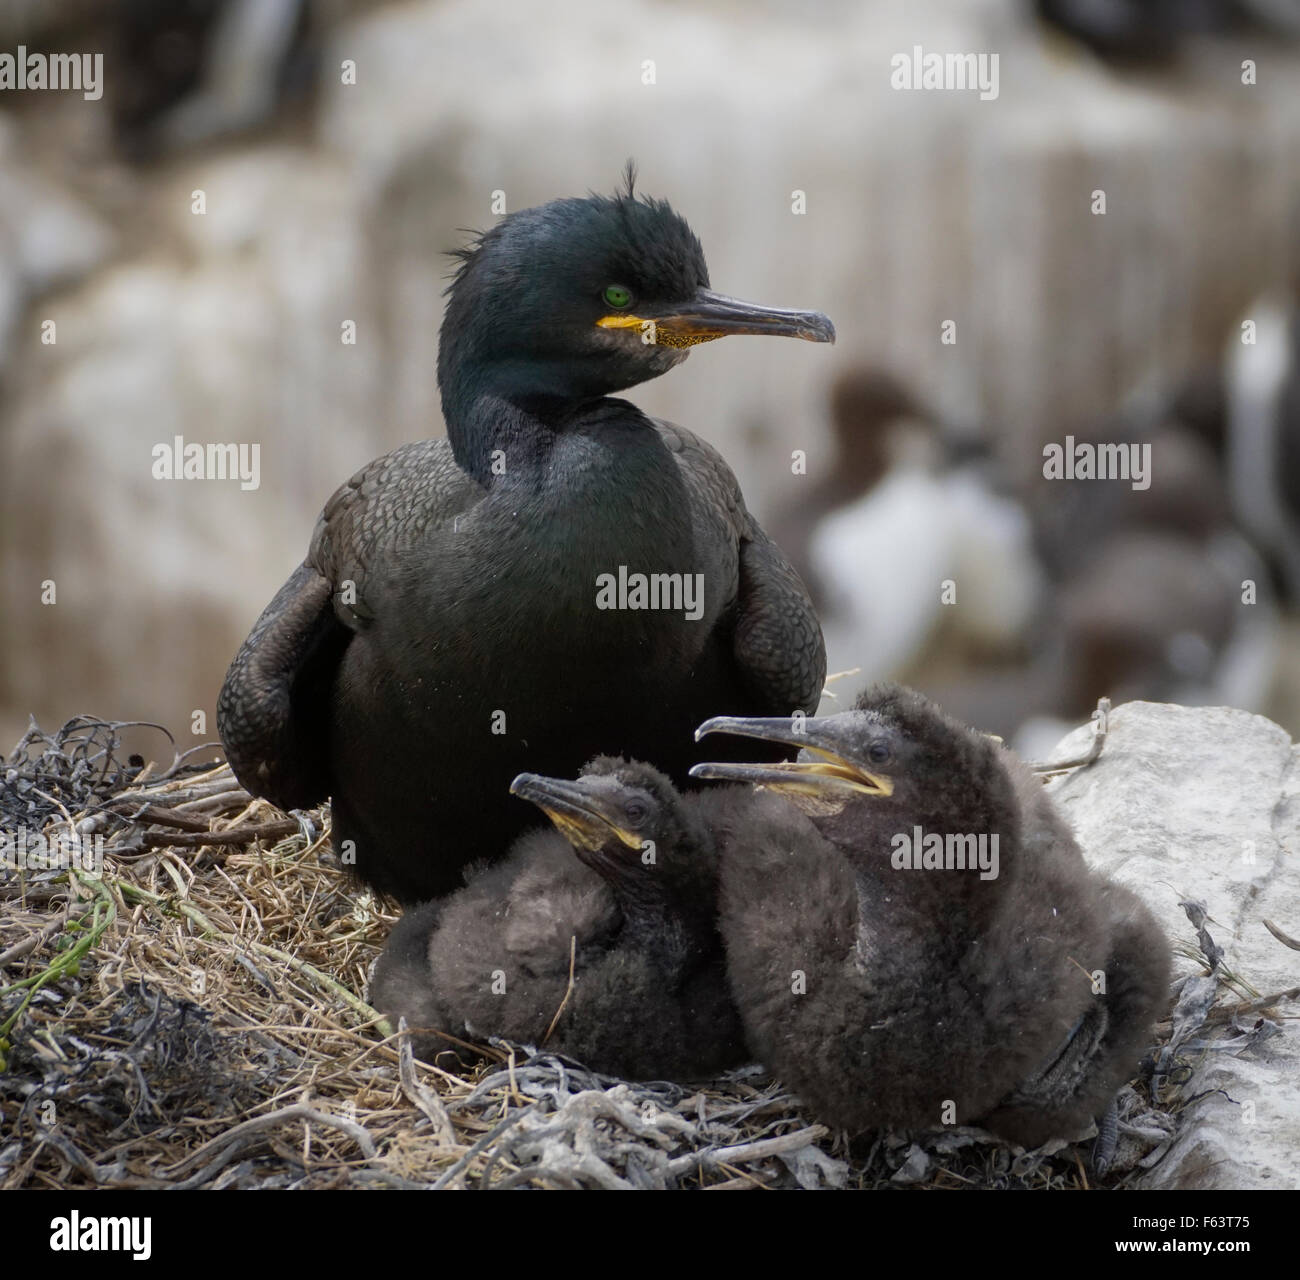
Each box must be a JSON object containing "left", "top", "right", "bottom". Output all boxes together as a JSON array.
[{"left": 1046, "top": 701, "right": 1300, "bottom": 1189}]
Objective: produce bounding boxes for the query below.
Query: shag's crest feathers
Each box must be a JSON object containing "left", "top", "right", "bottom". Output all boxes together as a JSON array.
[
  {"left": 443, "top": 168, "right": 709, "bottom": 303},
  {"left": 620, "top": 157, "right": 638, "bottom": 199}
]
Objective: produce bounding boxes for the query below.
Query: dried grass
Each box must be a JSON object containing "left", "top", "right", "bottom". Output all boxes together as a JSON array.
[{"left": 0, "top": 718, "right": 1244, "bottom": 1190}]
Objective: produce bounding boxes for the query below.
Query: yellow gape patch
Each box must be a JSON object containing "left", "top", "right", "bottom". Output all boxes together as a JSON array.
[
  {"left": 596, "top": 315, "right": 722, "bottom": 348},
  {"left": 650, "top": 330, "right": 721, "bottom": 349},
  {"left": 538, "top": 809, "right": 607, "bottom": 853},
  {"left": 536, "top": 806, "right": 644, "bottom": 853}
]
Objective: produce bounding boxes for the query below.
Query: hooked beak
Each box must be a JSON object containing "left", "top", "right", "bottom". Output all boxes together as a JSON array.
[
  {"left": 597, "top": 288, "right": 836, "bottom": 349},
  {"left": 689, "top": 714, "right": 893, "bottom": 799},
  {"left": 509, "top": 773, "right": 643, "bottom": 852}
]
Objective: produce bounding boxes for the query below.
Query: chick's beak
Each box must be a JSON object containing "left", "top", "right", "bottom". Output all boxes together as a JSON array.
[
  {"left": 509, "top": 773, "right": 643, "bottom": 851},
  {"left": 689, "top": 714, "right": 893, "bottom": 798}
]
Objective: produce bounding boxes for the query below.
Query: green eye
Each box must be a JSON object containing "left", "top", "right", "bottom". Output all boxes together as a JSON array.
[{"left": 603, "top": 284, "right": 633, "bottom": 309}]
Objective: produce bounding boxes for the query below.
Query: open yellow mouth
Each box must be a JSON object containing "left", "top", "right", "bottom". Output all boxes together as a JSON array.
[
  {"left": 759, "top": 755, "right": 893, "bottom": 796},
  {"left": 690, "top": 712, "right": 892, "bottom": 799},
  {"left": 689, "top": 751, "right": 893, "bottom": 798}
]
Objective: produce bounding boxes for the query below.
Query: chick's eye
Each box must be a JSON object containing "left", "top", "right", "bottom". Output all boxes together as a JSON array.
[
  {"left": 868, "top": 742, "right": 891, "bottom": 765},
  {"left": 623, "top": 799, "right": 649, "bottom": 825},
  {"left": 603, "top": 284, "right": 633, "bottom": 309}
]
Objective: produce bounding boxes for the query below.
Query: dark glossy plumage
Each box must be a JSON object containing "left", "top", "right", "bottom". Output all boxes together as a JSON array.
[
  {"left": 693, "top": 683, "right": 1170, "bottom": 1146},
  {"left": 369, "top": 757, "right": 746, "bottom": 1080},
  {"left": 218, "top": 176, "right": 830, "bottom": 902}
]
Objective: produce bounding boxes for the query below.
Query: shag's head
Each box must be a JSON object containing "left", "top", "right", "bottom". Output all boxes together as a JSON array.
[
  {"left": 439, "top": 166, "right": 834, "bottom": 414},
  {"left": 691, "top": 683, "right": 1017, "bottom": 845},
  {"left": 510, "top": 757, "right": 704, "bottom": 909}
]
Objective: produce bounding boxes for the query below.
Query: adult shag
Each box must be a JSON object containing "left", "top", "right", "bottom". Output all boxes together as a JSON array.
[{"left": 217, "top": 171, "right": 832, "bottom": 903}]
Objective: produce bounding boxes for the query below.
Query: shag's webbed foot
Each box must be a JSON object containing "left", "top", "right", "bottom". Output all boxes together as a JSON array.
[{"left": 1091, "top": 1093, "right": 1120, "bottom": 1176}]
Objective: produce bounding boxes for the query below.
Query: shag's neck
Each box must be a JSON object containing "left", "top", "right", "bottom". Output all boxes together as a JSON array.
[
  {"left": 595, "top": 827, "right": 716, "bottom": 953},
  {"left": 827, "top": 794, "right": 1019, "bottom": 929},
  {"left": 441, "top": 375, "right": 575, "bottom": 487}
]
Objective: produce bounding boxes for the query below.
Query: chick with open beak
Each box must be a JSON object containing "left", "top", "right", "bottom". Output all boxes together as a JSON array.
[{"left": 690, "top": 682, "right": 1171, "bottom": 1149}]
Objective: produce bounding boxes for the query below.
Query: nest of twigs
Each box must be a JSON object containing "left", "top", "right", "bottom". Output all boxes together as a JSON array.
[{"left": 0, "top": 716, "right": 1245, "bottom": 1190}]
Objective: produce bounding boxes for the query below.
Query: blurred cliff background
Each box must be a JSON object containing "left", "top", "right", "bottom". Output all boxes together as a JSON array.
[{"left": 1, "top": 0, "right": 1298, "bottom": 759}]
